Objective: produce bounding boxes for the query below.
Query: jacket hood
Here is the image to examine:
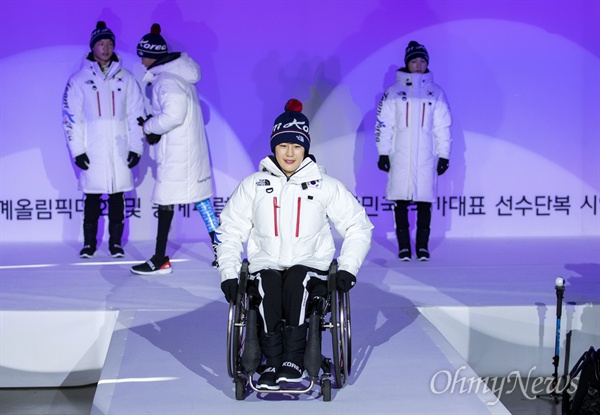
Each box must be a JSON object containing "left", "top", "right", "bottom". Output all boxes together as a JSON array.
[{"left": 146, "top": 52, "right": 201, "bottom": 85}]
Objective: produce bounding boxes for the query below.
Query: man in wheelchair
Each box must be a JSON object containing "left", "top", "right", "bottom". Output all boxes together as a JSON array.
[{"left": 216, "top": 99, "right": 373, "bottom": 391}]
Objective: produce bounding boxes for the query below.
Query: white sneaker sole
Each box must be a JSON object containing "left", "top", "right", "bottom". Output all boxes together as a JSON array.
[
  {"left": 130, "top": 267, "right": 172, "bottom": 275},
  {"left": 277, "top": 370, "right": 307, "bottom": 383},
  {"left": 255, "top": 383, "right": 280, "bottom": 390}
]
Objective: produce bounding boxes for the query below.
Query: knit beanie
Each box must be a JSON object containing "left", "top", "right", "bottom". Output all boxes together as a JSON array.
[
  {"left": 137, "top": 23, "right": 168, "bottom": 58},
  {"left": 404, "top": 41, "right": 429, "bottom": 67},
  {"left": 270, "top": 99, "right": 311, "bottom": 153},
  {"left": 89, "top": 21, "right": 115, "bottom": 49}
]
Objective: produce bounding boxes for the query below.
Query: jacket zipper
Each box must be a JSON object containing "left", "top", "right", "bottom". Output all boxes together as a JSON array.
[
  {"left": 295, "top": 197, "right": 301, "bottom": 237},
  {"left": 112, "top": 91, "right": 115, "bottom": 116},
  {"left": 273, "top": 197, "right": 279, "bottom": 237},
  {"left": 405, "top": 102, "right": 409, "bottom": 127},
  {"left": 422, "top": 103, "right": 426, "bottom": 127},
  {"left": 96, "top": 92, "right": 102, "bottom": 117}
]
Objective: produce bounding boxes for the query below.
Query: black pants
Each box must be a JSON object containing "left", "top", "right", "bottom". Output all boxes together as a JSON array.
[
  {"left": 394, "top": 201, "right": 431, "bottom": 230},
  {"left": 83, "top": 193, "right": 125, "bottom": 225},
  {"left": 249, "top": 265, "right": 327, "bottom": 333},
  {"left": 394, "top": 200, "right": 432, "bottom": 251}
]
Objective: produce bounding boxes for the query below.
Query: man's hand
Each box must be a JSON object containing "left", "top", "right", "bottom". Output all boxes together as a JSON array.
[
  {"left": 221, "top": 279, "right": 239, "bottom": 303},
  {"left": 127, "top": 152, "right": 141, "bottom": 168},
  {"left": 74, "top": 153, "right": 90, "bottom": 170},
  {"left": 377, "top": 155, "right": 390, "bottom": 172},
  {"left": 437, "top": 158, "right": 449, "bottom": 175},
  {"left": 146, "top": 133, "right": 162, "bottom": 145},
  {"left": 336, "top": 270, "right": 356, "bottom": 293}
]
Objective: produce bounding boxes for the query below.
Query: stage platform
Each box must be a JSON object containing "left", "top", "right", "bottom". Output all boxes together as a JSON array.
[{"left": 1, "top": 237, "right": 599, "bottom": 414}]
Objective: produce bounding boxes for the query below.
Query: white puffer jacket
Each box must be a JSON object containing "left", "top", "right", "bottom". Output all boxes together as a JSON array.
[
  {"left": 142, "top": 53, "right": 213, "bottom": 205},
  {"left": 62, "top": 54, "right": 145, "bottom": 194},
  {"left": 217, "top": 156, "right": 374, "bottom": 282},
  {"left": 375, "top": 69, "right": 451, "bottom": 202}
]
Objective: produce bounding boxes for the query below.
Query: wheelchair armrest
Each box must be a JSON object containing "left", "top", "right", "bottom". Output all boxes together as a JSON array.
[
  {"left": 327, "top": 259, "right": 338, "bottom": 293},
  {"left": 238, "top": 259, "right": 249, "bottom": 295}
]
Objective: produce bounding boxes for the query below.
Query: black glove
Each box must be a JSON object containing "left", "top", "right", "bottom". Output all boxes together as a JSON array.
[
  {"left": 146, "top": 133, "right": 162, "bottom": 145},
  {"left": 137, "top": 115, "right": 161, "bottom": 145},
  {"left": 336, "top": 270, "right": 356, "bottom": 293},
  {"left": 221, "top": 279, "right": 239, "bottom": 303},
  {"left": 377, "top": 155, "right": 390, "bottom": 172},
  {"left": 437, "top": 158, "right": 449, "bottom": 175},
  {"left": 74, "top": 153, "right": 90, "bottom": 170},
  {"left": 137, "top": 114, "right": 153, "bottom": 126},
  {"left": 127, "top": 152, "right": 141, "bottom": 169}
]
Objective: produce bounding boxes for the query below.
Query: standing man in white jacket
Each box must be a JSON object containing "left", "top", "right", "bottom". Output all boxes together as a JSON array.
[
  {"left": 375, "top": 41, "right": 452, "bottom": 261},
  {"left": 62, "top": 21, "right": 145, "bottom": 259},
  {"left": 131, "top": 24, "right": 219, "bottom": 275},
  {"left": 217, "top": 99, "right": 373, "bottom": 390}
]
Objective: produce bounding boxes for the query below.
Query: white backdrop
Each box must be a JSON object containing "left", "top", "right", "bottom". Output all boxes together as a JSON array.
[{"left": 0, "top": 2, "right": 598, "bottom": 243}]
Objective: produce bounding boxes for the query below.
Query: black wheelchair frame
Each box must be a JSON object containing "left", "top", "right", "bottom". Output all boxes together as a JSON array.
[{"left": 226, "top": 260, "right": 352, "bottom": 401}]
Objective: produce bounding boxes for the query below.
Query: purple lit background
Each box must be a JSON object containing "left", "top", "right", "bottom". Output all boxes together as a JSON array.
[{"left": 1, "top": 0, "right": 599, "bottom": 242}]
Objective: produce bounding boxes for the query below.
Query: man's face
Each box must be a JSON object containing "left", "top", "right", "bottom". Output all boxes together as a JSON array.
[
  {"left": 141, "top": 57, "right": 157, "bottom": 68},
  {"left": 274, "top": 143, "right": 305, "bottom": 177},
  {"left": 92, "top": 39, "right": 114, "bottom": 66},
  {"left": 408, "top": 57, "right": 428, "bottom": 74}
]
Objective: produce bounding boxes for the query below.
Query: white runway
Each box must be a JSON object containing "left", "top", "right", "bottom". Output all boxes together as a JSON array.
[{"left": 1, "top": 236, "right": 599, "bottom": 414}]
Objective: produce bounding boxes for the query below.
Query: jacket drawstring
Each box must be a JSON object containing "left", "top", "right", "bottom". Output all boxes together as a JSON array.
[
  {"left": 295, "top": 197, "right": 301, "bottom": 237},
  {"left": 96, "top": 92, "right": 101, "bottom": 117},
  {"left": 273, "top": 197, "right": 279, "bottom": 237}
]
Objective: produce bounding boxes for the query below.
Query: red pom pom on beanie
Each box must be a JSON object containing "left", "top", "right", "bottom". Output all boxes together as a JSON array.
[{"left": 285, "top": 98, "right": 303, "bottom": 113}]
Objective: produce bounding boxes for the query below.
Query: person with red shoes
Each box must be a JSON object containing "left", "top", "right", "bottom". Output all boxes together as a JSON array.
[
  {"left": 131, "top": 24, "right": 219, "bottom": 275},
  {"left": 217, "top": 99, "right": 373, "bottom": 390}
]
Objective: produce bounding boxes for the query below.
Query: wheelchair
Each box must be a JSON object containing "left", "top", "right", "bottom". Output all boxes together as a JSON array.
[{"left": 226, "top": 260, "right": 352, "bottom": 401}]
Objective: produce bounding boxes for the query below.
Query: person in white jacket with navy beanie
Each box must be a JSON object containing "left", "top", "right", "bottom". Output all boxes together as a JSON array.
[
  {"left": 62, "top": 21, "right": 145, "bottom": 259},
  {"left": 131, "top": 24, "right": 219, "bottom": 275},
  {"left": 217, "top": 99, "right": 373, "bottom": 390},
  {"left": 375, "top": 40, "right": 452, "bottom": 261}
]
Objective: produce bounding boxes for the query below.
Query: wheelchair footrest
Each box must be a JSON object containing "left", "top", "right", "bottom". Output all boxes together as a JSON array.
[{"left": 248, "top": 376, "right": 315, "bottom": 394}]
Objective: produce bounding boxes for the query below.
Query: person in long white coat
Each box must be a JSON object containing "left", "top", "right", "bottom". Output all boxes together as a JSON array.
[
  {"left": 62, "top": 21, "right": 145, "bottom": 259},
  {"left": 131, "top": 24, "right": 219, "bottom": 275},
  {"left": 375, "top": 40, "right": 452, "bottom": 261},
  {"left": 217, "top": 99, "right": 373, "bottom": 390}
]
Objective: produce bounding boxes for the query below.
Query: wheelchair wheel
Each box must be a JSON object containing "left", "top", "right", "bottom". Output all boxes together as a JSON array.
[
  {"left": 321, "top": 378, "right": 332, "bottom": 402},
  {"left": 330, "top": 288, "right": 351, "bottom": 388},
  {"left": 226, "top": 260, "right": 250, "bottom": 379},
  {"left": 235, "top": 377, "right": 246, "bottom": 400},
  {"left": 226, "top": 297, "right": 245, "bottom": 378}
]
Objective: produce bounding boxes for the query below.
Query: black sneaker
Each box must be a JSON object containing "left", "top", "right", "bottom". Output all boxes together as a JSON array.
[
  {"left": 256, "top": 366, "right": 280, "bottom": 390},
  {"left": 417, "top": 248, "right": 430, "bottom": 261},
  {"left": 109, "top": 244, "right": 125, "bottom": 258},
  {"left": 398, "top": 248, "right": 411, "bottom": 262},
  {"left": 276, "top": 361, "right": 305, "bottom": 383},
  {"left": 79, "top": 245, "right": 96, "bottom": 258},
  {"left": 130, "top": 256, "right": 172, "bottom": 275}
]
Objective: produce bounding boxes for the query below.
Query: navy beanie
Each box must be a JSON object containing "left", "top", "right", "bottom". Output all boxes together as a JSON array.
[
  {"left": 89, "top": 21, "right": 115, "bottom": 49},
  {"left": 137, "top": 23, "right": 168, "bottom": 58},
  {"left": 270, "top": 99, "right": 311, "bottom": 153},
  {"left": 404, "top": 41, "right": 429, "bottom": 66}
]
